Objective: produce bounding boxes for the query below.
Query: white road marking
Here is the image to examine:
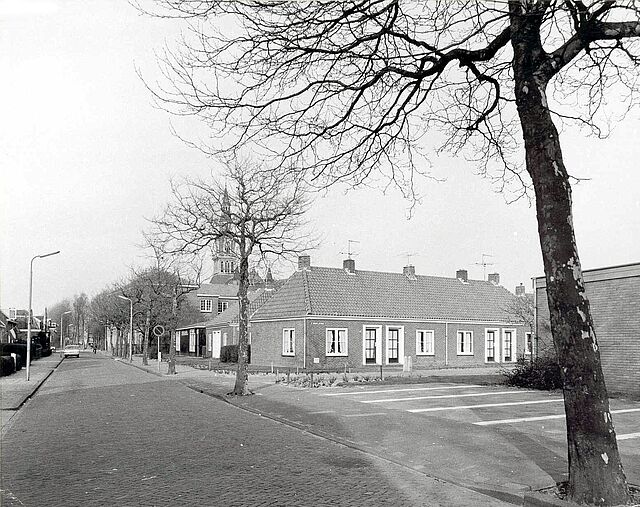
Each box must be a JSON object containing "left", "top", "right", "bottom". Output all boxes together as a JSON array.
[
  {"left": 411, "top": 399, "right": 564, "bottom": 413},
  {"left": 474, "top": 407, "right": 640, "bottom": 426},
  {"left": 323, "top": 385, "right": 482, "bottom": 397},
  {"left": 342, "top": 412, "right": 388, "bottom": 417},
  {"left": 362, "top": 390, "right": 533, "bottom": 404},
  {"left": 309, "top": 410, "right": 336, "bottom": 414},
  {"left": 618, "top": 432, "right": 640, "bottom": 441}
]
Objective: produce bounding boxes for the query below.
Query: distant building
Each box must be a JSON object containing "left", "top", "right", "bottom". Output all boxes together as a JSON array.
[
  {"left": 248, "top": 256, "right": 527, "bottom": 370},
  {"left": 534, "top": 262, "right": 640, "bottom": 396}
]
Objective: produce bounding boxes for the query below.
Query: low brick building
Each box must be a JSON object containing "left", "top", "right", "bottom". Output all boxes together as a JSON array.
[
  {"left": 534, "top": 262, "right": 640, "bottom": 396},
  {"left": 249, "top": 256, "right": 527, "bottom": 371}
]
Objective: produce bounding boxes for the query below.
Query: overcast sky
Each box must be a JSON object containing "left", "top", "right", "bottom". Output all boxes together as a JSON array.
[{"left": 2, "top": 0, "right": 639, "bottom": 314}]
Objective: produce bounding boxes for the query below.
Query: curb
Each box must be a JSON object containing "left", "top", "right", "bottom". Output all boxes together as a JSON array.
[{"left": 4, "top": 356, "right": 64, "bottom": 411}]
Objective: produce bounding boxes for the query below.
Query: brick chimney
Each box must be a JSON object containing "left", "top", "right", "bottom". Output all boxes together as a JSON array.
[
  {"left": 343, "top": 258, "right": 356, "bottom": 274},
  {"left": 403, "top": 265, "right": 417, "bottom": 281},
  {"left": 515, "top": 283, "right": 526, "bottom": 296},
  {"left": 298, "top": 255, "right": 311, "bottom": 271},
  {"left": 456, "top": 269, "right": 468, "bottom": 283},
  {"left": 488, "top": 273, "right": 500, "bottom": 285}
]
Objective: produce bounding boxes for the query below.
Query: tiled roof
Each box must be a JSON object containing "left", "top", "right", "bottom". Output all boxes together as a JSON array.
[
  {"left": 252, "top": 266, "right": 523, "bottom": 323},
  {"left": 196, "top": 282, "right": 241, "bottom": 298}
]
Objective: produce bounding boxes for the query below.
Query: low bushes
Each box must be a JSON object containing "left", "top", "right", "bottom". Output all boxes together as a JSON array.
[
  {"left": 1, "top": 355, "right": 16, "bottom": 376},
  {"left": 219, "top": 344, "right": 251, "bottom": 363},
  {"left": 0, "top": 343, "right": 27, "bottom": 368},
  {"left": 503, "top": 356, "right": 562, "bottom": 390}
]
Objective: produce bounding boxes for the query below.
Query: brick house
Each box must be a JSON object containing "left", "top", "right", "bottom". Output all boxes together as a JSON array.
[
  {"left": 249, "top": 256, "right": 527, "bottom": 371},
  {"left": 534, "top": 262, "right": 640, "bottom": 395}
]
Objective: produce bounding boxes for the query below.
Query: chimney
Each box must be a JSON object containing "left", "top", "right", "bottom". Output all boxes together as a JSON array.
[
  {"left": 298, "top": 255, "right": 311, "bottom": 271},
  {"left": 456, "top": 269, "right": 468, "bottom": 283},
  {"left": 488, "top": 273, "right": 500, "bottom": 285},
  {"left": 343, "top": 258, "right": 356, "bottom": 274},
  {"left": 403, "top": 265, "right": 417, "bottom": 281},
  {"left": 516, "top": 283, "right": 526, "bottom": 296}
]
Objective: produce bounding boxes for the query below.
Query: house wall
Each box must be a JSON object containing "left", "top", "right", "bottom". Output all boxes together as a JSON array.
[
  {"left": 251, "top": 317, "right": 525, "bottom": 370},
  {"left": 535, "top": 263, "right": 640, "bottom": 395}
]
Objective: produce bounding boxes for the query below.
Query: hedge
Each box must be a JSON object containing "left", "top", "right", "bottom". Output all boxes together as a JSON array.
[
  {"left": 0, "top": 344, "right": 27, "bottom": 368},
  {"left": 1, "top": 355, "right": 16, "bottom": 376},
  {"left": 219, "top": 344, "right": 251, "bottom": 363}
]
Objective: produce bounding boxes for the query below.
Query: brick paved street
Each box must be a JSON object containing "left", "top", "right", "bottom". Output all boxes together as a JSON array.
[{"left": 1, "top": 355, "right": 510, "bottom": 506}]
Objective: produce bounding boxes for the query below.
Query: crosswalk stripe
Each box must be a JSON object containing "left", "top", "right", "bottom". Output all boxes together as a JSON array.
[
  {"left": 618, "top": 432, "right": 640, "bottom": 441},
  {"left": 362, "top": 390, "right": 533, "bottom": 404},
  {"left": 410, "top": 399, "right": 564, "bottom": 413},
  {"left": 474, "top": 407, "right": 640, "bottom": 426},
  {"left": 323, "top": 385, "right": 482, "bottom": 397}
]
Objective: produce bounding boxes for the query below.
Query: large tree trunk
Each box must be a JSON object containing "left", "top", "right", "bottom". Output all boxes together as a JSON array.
[
  {"left": 142, "top": 309, "right": 151, "bottom": 366},
  {"left": 511, "top": 9, "right": 629, "bottom": 505},
  {"left": 231, "top": 251, "right": 250, "bottom": 396}
]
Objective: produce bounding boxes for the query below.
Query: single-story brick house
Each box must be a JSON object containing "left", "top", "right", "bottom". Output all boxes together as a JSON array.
[
  {"left": 534, "top": 262, "right": 640, "bottom": 395},
  {"left": 249, "top": 256, "right": 527, "bottom": 371}
]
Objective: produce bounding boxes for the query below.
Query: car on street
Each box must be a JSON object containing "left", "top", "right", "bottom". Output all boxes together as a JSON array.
[{"left": 63, "top": 344, "right": 81, "bottom": 358}]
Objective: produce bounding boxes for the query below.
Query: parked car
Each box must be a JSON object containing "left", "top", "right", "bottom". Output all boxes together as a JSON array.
[{"left": 63, "top": 344, "right": 81, "bottom": 358}]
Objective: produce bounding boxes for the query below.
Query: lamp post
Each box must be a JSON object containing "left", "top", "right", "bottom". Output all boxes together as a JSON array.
[
  {"left": 27, "top": 250, "right": 60, "bottom": 381},
  {"left": 118, "top": 295, "right": 133, "bottom": 363},
  {"left": 60, "top": 310, "right": 72, "bottom": 349}
]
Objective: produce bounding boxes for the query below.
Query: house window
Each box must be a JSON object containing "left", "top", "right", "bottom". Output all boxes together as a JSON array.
[
  {"left": 218, "top": 300, "right": 229, "bottom": 313},
  {"left": 457, "top": 331, "right": 473, "bottom": 355},
  {"left": 326, "top": 328, "right": 348, "bottom": 356},
  {"left": 282, "top": 328, "right": 295, "bottom": 356},
  {"left": 525, "top": 332, "right": 533, "bottom": 355},
  {"left": 502, "top": 329, "right": 515, "bottom": 362},
  {"left": 485, "top": 329, "right": 498, "bottom": 362},
  {"left": 416, "top": 330, "right": 434, "bottom": 355},
  {"left": 200, "top": 299, "right": 213, "bottom": 313}
]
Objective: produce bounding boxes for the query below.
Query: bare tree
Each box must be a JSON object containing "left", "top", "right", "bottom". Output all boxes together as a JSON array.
[
  {"left": 142, "top": 1, "right": 640, "bottom": 502},
  {"left": 151, "top": 161, "right": 313, "bottom": 395}
]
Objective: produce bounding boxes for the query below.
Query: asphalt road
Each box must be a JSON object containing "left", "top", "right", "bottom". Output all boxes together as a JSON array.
[{"left": 1, "top": 355, "right": 510, "bottom": 506}]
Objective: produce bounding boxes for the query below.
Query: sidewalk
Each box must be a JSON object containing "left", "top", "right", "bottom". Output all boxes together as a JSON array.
[{"left": 1, "top": 353, "right": 63, "bottom": 434}]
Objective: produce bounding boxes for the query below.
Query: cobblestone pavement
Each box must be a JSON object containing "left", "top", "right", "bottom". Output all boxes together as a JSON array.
[{"left": 1, "top": 355, "right": 510, "bottom": 506}]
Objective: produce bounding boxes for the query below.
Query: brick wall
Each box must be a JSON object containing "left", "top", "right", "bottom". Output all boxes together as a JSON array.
[
  {"left": 535, "top": 265, "right": 640, "bottom": 396},
  {"left": 252, "top": 317, "right": 525, "bottom": 370}
]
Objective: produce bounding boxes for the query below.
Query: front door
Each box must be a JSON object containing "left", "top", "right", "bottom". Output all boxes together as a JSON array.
[
  {"left": 211, "top": 331, "right": 221, "bottom": 359},
  {"left": 364, "top": 327, "right": 378, "bottom": 364}
]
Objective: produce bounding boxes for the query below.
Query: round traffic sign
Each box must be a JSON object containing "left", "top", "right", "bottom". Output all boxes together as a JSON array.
[{"left": 152, "top": 325, "right": 165, "bottom": 337}]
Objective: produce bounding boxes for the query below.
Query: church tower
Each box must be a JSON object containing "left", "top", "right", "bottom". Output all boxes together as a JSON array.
[{"left": 212, "top": 186, "right": 238, "bottom": 276}]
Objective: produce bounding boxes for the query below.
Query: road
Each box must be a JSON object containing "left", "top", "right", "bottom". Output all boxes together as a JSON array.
[{"left": 1, "top": 354, "right": 509, "bottom": 506}]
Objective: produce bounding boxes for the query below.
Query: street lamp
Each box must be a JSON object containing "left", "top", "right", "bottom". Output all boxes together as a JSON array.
[
  {"left": 60, "top": 310, "right": 72, "bottom": 349},
  {"left": 27, "top": 250, "right": 60, "bottom": 381},
  {"left": 118, "top": 295, "right": 133, "bottom": 363}
]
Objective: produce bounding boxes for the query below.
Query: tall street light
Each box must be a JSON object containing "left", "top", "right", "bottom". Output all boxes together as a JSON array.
[
  {"left": 27, "top": 250, "right": 60, "bottom": 381},
  {"left": 118, "top": 295, "right": 133, "bottom": 363},
  {"left": 60, "top": 310, "right": 72, "bottom": 349}
]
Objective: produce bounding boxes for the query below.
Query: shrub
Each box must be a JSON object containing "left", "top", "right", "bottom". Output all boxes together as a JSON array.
[
  {"left": 503, "top": 356, "right": 562, "bottom": 390},
  {"left": 0, "top": 344, "right": 27, "bottom": 368},
  {"left": 219, "top": 344, "right": 251, "bottom": 363},
  {"left": 1, "top": 355, "right": 16, "bottom": 376}
]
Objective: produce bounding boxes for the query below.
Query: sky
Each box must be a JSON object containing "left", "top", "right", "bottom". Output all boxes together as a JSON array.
[{"left": 2, "top": 0, "right": 639, "bottom": 315}]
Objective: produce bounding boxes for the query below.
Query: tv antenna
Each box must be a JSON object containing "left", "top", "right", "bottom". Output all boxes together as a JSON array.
[
  {"left": 340, "top": 240, "right": 360, "bottom": 259},
  {"left": 399, "top": 252, "right": 418, "bottom": 265},
  {"left": 474, "top": 253, "right": 495, "bottom": 281}
]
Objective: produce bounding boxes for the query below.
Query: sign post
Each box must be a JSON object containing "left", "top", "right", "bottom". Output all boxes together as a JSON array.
[{"left": 153, "top": 325, "right": 165, "bottom": 372}]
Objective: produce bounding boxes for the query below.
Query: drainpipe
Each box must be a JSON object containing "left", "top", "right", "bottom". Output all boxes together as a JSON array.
[
  {"left": 303, "top": 317, "right": 307, "bottom": 369},
  {"left": 445, "top": 322, "right": 449, "bottom": 366}
]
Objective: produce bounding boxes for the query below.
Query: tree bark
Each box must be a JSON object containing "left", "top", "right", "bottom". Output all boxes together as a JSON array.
[
  {"left": 510, "top": 7, "right": 629, "bottom": 504},
  {"left": 231, "top": 249, "right": 250, "bottom": 396},
  {"left": 142, "top": 309, "right": 151, "bottom": 366}
]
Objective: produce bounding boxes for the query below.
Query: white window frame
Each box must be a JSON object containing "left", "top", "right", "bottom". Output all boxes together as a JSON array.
[
  {"left": 502, "top": 329, "right": 516, "bottom": 362},
  {"left": 362, "top": 325, "right": 382, "bottom": 366},
  {"left": 485, "top": 328, "right": 499, "bottom": 363},
  {"left": 524, "top": 331, "right": 533, "bottom": 355},
  {"left": 385, "top": 326, "right": 405, "bottom": 365},
  {"left": 200, "top": 299, "right": 213, "bottom": 313},
  {"left": 282, "top": 328, "right": 295, "bottom": 356},
  {"left": 416, "top": 330, "right": 434, "bottom": 356},
  {"left": 457, "top": 331, "right": 474, "bottom": 356},
  {"left": 218, "top": 300, "right": 229, "bottom": 313},
  {"left": 326, "top": 328, "right": 348, "bottom": 356}
]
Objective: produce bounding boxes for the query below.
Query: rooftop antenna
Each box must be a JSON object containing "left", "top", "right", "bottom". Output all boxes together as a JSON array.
[
  {"left": 340, "top": 239, "right": 360, "bottom": 259},
  {"left": 474, "top": 253, "right": 495, "bottom": 281},
  {"left": 399, "top": 252, "right": 418, "bottom": 265}
]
